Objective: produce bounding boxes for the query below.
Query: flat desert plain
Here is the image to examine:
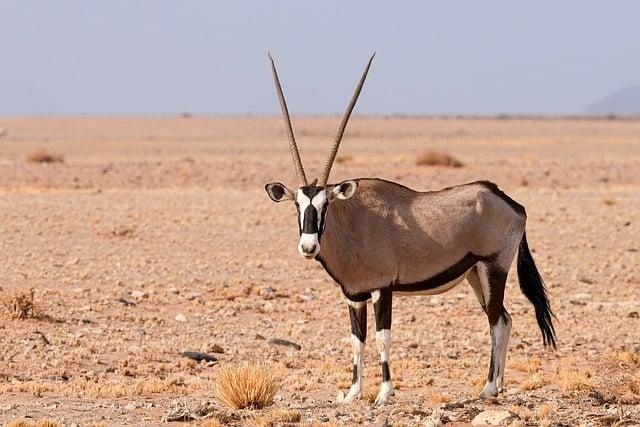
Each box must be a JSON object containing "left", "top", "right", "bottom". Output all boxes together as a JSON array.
[{"left": 0, "top": 117, "right": 638, "bottom": 426}]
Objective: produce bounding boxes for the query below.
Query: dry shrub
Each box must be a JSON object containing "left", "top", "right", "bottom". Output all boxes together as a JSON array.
[
  {"left": 558, "top": 370, "right": 592, "bottom": 392},
  {"left": 602, "top": 198, "right": 617, "bottom": 206},
  {"left": 416, "top": 150, "right": 463, "bottom": 168},
  {"left": 253, "top": 409, "right": 301, "bottom": 427},
  {"left": 215, "top": 362, "right": 278, "bottom": 409},
  {"left": 35, "top": 420, "right": 63, "bottom": 427},
  {"left": 6, "top": 421, "right": 35, "bottom": 427},
  {"left": 7, "top": 420, "right": 63, "bottom": 427},
  {"left": 617, "top": 350, "right": 639, "bottom": 365},
  {"left": 26, "top": 148, "right": 64, "bottom": 164},
  {"left": 0, "top": 288, "right": 36, "bottom": 319},
  {"left": 537, "top": 402, "right": 558, "bottom": 420},
  {"left": 592, "top": 357, "right": 640, "bottom": 404},
  {"left": 200, "top": 420, "right": 223, "bottom": 427},
  {"left": 520, "top": 372, "right": 546, "bottom": 391}
]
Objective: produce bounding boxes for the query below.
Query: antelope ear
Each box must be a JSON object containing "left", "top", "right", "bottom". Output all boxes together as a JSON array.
[
  {"left": 265, "top": 182, "right": 295, "bottom": 202},
  {"left": 330, "top": 180, "right": 358, "bottom": 201}
]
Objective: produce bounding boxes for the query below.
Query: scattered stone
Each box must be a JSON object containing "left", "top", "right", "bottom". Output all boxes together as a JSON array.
[
  {"left": 300, "top": 294, "right": 317, "bottom": 302},
  {"left": 181, "top": 351, "right": 217, "bottom": 363},
  {"left": 130, "top": 290, "right": 147, "bottom": 299},
  {"left": 268, "top": 338, "right": 301, "bottom": 350},
  {"left": 210, "top": 344, "right": 224, "bottom": 353},
  {"left": 115, "top": 298, "right": 136, "bottom": 307},
  {"left": 254, "top": 334, "right": 266, "bottom": 340},
  {"left": 471, "top": 410, "right": 520, "bottom": 425},
  {"left": 175, "top": 314, "right": 187, "bottom": 322},
  {"left": 168, "top": 287, "right": 180, "bottom": 294},
  {"left": 185, "top": 291, "right": 201, "bottom": 300}
]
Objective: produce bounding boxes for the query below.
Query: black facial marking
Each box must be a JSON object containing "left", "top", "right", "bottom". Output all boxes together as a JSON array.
[
  {"left": 302, "top": 204, "right": 318, "bottom": 234},
  {"left": 298, "top": 185, "right": 329, "bottom": 238},
  {"left": 301, "top": 186, "right": 323, "bottom": 198},
  {"left": 381, "top": 361, "right": 391, "bottom": 382}
]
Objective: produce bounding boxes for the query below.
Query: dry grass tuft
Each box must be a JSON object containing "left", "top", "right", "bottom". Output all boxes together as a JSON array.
[
  {"left": 602, "top": 198, "right": 617, "bottom": 206},
  {"left": 520, "top": 372, "right": 547, "bottom": 391},
  {"left": 537, "top": 402, "right": 558, "bottom": 421},
  {"left": 617, "top": 350, "right": 639, "bottom": 365},
  {"left": 0, "top": 288, "right": 36, "bottom": 319},
  {"left": 253, "top": 409, "right": 301, "bottom": 426},
  {"left": 558, "top": 370, "right": 593, "bottom": 392},
  {"left": 199, "top": 419, "right": 223, "bottom": 427},
  {"left": 6, "top": 420, "right": 63, "bottom": 427},
  {"left": 35, "top": 419, "right": 63, "bottom": 427},
  {"left": 416, "top": 150, "right": 463, "bottom": 168},
  {"left": 215, "top": 362, "right": 278, "bottom": 409},
  {"left": 6, "top": 421, "right": 35, "bottom": 427},
  {"left": 26, "top": 148, "right": 64, "bottom": 164}
]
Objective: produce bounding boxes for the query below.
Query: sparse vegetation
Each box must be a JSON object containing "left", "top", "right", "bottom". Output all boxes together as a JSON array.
[
  {"left": 416, "top": 150, "right": 463, "bottom": 167},
  {"left": 215, "top": 362, "right": 279, "bottom": 409},
  {"left": 253, "top": 409, "right": 301, "bottom": 426},
  {"left": 26, "top": 148, "right": 64, "bottom": 164},
  {"left": 520, "top": 372, "right": 546, "bottom": 391},
  {"left": 0, "top": 288, "right": 36, "bottom": 319}
]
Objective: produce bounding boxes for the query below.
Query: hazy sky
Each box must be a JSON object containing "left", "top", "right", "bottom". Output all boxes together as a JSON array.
[{"left": 1, "top": 1, "right": 639, "bottom": 115}]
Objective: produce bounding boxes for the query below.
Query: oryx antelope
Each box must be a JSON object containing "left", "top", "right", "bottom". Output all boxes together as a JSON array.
[{"left": 264, "top": 54, "right": 556, "bottom": 405}]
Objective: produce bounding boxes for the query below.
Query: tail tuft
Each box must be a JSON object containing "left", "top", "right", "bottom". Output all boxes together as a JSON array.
[{"left": 517, "top": 231, "right": 556, "bottom": 348}]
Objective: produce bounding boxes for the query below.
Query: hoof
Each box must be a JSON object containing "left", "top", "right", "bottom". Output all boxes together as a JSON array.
[
  {"left": 374, "top": 381, "right": 394, "bottom": 406},
  {"left": 338, "top": 387, "right": 362, "bottom": 404},
  {"left": 480, "top": 382, "right": 499, "bottom": 398}
]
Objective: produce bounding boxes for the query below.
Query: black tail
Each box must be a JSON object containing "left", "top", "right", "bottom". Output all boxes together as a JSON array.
[{"left": 517, "top": 230, "right": 557, "bottom": 348}]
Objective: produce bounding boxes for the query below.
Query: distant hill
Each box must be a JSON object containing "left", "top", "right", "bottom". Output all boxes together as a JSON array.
[{"left": 586, "top": 86, "right": 640, "bottom": 115}]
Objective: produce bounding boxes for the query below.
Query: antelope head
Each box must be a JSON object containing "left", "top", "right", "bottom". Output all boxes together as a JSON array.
[{"left": 265, "top": 53, "right": 374, "bottom": 259}]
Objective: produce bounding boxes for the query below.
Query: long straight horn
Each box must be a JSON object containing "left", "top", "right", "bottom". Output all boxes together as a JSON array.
[
  {"left": 268, "top": 53, "right": 308, "bottom": 186},
  {"left": 319, "top": 53, "right": 375, "bottom": 187}
]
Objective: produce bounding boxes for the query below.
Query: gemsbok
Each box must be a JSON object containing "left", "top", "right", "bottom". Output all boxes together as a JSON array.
[{"left": 264, "top": 54, "right": 556, "bottom": 405}]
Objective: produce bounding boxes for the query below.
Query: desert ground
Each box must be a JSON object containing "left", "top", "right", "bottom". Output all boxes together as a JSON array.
[{"left": 0, "top": 116, "right": 638, "bottom": 426}]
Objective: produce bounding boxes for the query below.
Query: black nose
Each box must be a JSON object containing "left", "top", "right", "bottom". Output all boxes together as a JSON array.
[{"left": 306, "top": 244, "right": 317, "bottom": 254}]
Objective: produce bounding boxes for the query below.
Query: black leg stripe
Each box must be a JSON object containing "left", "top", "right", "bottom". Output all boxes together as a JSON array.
[
  {"left": 381, "top": 361, "right": 391, "bottom": 382},
  {"left": 373, "top": 287, "right": 392, "bottom": 331},
  {"left": 352, "top": 364, "right": 358, "bottom": 384},
  {"left": 349, "top": 305, "right": 367, "bottom": 343}
]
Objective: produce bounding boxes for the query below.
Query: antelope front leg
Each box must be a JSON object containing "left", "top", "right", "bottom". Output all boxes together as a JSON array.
[
  {"left": 342, "top": 297, "right": 367, "bottom": 403},
  {"left": 372, "top": 288, "right": 393, "bottom": 405}
]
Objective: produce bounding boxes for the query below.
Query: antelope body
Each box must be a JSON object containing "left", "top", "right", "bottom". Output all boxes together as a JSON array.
[{"left": 264, "top": 54, "right": 556, "bottom": 405}]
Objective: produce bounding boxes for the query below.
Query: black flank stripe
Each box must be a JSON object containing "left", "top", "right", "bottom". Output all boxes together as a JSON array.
[{"left": 395, "top": 253, "right": 489, "bottom": 293}]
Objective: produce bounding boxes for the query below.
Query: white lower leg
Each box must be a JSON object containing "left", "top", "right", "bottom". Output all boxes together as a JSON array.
[
  {"left": 343, "top": 334, "right": 365, "bottom": 402},
  {"left": 375, "top": 329, "right": 393, "bottom": 405},
  {"left": 482, "top": 314, "right": 511, "bottom": 396}
]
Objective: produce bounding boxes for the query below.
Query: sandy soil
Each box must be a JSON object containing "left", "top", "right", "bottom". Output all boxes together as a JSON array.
[{"left": 0, "top": 116, "right": 638, "bottom": 426}]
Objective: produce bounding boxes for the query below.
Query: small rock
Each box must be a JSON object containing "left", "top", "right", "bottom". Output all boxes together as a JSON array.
[
  {"left": 300, "top": 294, "right": 317, "bottom": 302},
  {"left": 255, "top": 334, "right": 266, "bottom": 340},
  {"left": 168, "top": 287, "right": 179, "bottom": 294},
  {"left": 268, "top": 338, "right": 301, "bottom": 350},
  {"left": 175, "top": 314, "right": 187, "bottom": 322},
  {"left": 471, "top": 410, "right": 520, "bottom": 425},
  {"left": 181, "top": 351, "right": 217, "bottom": 362},
  {"left": 185, "top": 291, "right": 201, "bottom": 300},
  {"left": 210, "top": 344, "right": 224, "bottom": 353},
  {"left": 130, "top": 290, "right": 147, "bottom": 299}
]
